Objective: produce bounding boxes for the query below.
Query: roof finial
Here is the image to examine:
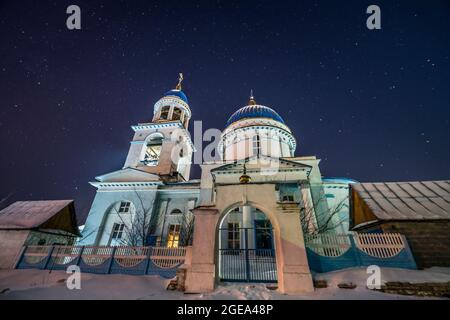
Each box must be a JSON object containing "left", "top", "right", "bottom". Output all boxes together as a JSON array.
[
  {"left": 248, "top": 89, "right": 256, "bottom": 105},
  {"left": 176, "top": 73, "right": 184, "bottom": 90}
]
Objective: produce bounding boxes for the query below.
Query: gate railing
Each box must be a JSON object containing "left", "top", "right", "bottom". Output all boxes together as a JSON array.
[
  {"left": 218, "top": 227, "right": 277, "bottom": 283},
  {"left": 16, "top": 245, "right": 188, "bottom": 278}
]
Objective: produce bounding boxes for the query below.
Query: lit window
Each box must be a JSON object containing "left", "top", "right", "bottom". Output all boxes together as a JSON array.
[
  {"left": 118, "top": 201, "right": 131, "bottom": 213},
  {"left": 160, "top": 106, "right": 170, "bottom": 120},
  {"left": 227, "top": 222, "right": 240, "bottom": 249},
  {"left": 167, "top": 224, "right": 181, "bottom": 248},
  {"left": 252, "top": 135, "right": 261, "bottom": 156}
]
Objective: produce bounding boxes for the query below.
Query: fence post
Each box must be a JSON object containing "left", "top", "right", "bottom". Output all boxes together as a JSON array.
[
  {"left": 144, "top": 246, "right": 152, "bottom": 275},
  {"left": 244, "top": 229, "right": 251, "bottom": 282},
  {"left": 400, "top": 235, "right": 418, "bottom": 269},
  {"left": 75, "top": 246, "right": 85, "bottom": 267},
  {"left": 42, "top": 246, "right": 56, "bottom": 270},
  {"left": 349, "top": 234, "right": 362, "bottom": 267},
  {"left": 107, "top": 247, "right": 117, "bottom": 274}
]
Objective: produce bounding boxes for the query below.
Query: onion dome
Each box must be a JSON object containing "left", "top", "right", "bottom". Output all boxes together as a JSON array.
[
  {"left": 162, "top": 73, "right": 188, "bottom": 103},
  {"left": 226, "top": 105, "right": 285, "bottom": 127},
  {"left": 164, "top": 89, "right": 188, "bottom": 104}
]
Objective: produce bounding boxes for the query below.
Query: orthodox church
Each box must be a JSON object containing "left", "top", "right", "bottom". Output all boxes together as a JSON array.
[{"left": 79, "top": 75, "right": 355, "bottom": 293}]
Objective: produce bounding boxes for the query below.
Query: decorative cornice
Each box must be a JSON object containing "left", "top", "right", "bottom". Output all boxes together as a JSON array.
[
  {"left": 218, "top": 125, "right": 297, "bottom": 152},
  {"left": 131, "top": 122, "right": 196, "bottom": 152},
  {"left": 90, "top": 181, "right": 162, "bottom": 190},
  {"left": 154, "top": 96, "right": 191, "bottom": 118}
]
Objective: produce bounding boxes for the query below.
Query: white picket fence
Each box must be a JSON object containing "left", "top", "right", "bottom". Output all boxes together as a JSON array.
[
  {"left": 304, "top": 234, "right": 351, "bottom": 257},
  {"left": 354, "top": 233, "right": 405, "bottom": 258},
  {"left": 305, "top": 233, "right": 406, "bottom": 258}
]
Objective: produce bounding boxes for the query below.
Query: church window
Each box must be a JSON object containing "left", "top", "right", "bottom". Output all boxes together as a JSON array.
[
  {"left": 160, "top": 106, "right": 170, "bottom": 120},
  {"left": 118, "top": 201, "right": 131, "bottom": 213},
  {"left": 170, "top": 209, "right": 183, "bottom": 215},
  {"left": 282, "top": 195, "right": 294, "bottom": 202},
  {"left": 227, "top": 222, "right": 240, "bottom": 249},
  {"left": 172, "top": 107, "right": 182, "bottom": 121},
  {"left": 252, "top": 135, "right": 261, "bottom": 156},
  {"left": 144, "top": 137, "right": 163, "bottom": 166},
  {"left": 167, "top": 224, "right": 181, "bottom": 248},
  {"left": 109, "top": 223, "right": 125, "bottom": 245}
]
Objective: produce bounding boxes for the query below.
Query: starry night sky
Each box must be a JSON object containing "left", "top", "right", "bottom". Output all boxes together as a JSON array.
[{"left": 1, "top": 0, "right": 449, "bottom": 221}]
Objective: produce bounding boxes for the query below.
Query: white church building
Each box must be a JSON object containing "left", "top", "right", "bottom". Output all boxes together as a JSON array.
[{"left": 79, "top": 76, "right": 354, "bottom": 293}]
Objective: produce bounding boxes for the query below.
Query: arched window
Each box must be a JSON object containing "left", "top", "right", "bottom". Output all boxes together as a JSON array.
[
  {"left": 172, "top": 107, "right": 182, "bottom": 121},
  {"left": 252, "top": 134, "right": 261, "bottom": 156},
  {"left": 143, "top": 136, "right": 163, "bottom": 166},
  {"left": 170, "top": 209, "right": 183, "bottom": 215},
  {"left": 160, "top": 106, "right": 170, "bottom": 120}
]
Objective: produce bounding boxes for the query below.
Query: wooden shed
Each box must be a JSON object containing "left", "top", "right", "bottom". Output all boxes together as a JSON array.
[
  {"left": 349, "top": 181, "right": 450, "bottom": 268},
  {"left": 0, "top": 200, "right": 81, "bottom": 269}
]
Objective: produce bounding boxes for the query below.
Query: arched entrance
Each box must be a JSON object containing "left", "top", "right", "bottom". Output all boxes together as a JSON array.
[{"left": 218, "top": 205, "right": 277, "bottom": 283}]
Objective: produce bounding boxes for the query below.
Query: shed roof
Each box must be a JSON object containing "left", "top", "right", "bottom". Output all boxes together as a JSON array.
[
  {"left": 0, "top": 200, "right": 80, "bottom": 236},
  {"left": 351, "top": 181, "right": 450, "bottom": 222}
]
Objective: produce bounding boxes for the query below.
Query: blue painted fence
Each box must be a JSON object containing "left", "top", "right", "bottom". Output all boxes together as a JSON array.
[
  {"left": 305, "top": 233, "right": 417, "bottom": 273},
  {"left": 16, "top": 245, "right": 187, "bottom": 279}
]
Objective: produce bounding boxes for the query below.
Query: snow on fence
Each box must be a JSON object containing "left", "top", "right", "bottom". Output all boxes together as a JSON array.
[
  {"left": 16, "top": 245, "right": 188, "bottom": 278},
  {"left": 304, "top": 232, "right": 417, "bottom": 273}
]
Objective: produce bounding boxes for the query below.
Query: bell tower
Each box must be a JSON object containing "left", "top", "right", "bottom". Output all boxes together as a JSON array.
[{"left": 123, "top": 74, "right": 194, "bottom": 182}]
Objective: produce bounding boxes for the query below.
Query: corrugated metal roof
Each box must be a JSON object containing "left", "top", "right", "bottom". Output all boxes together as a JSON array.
[
  {"left": 352, "top": 181, "right": 450, "bottom": 221},
  {"left": 0, "top": 200, "right": 74, "bottom": 229}
]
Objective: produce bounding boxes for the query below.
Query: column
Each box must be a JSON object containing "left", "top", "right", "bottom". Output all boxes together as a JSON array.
[
  {"left": 184, "top": 206, "right": 220, "bottom": 293},
  {"left": 242, "top": 205, "right": 254, "bottom": 249}
]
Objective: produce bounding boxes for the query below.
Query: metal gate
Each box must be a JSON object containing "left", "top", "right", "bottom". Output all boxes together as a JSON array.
[{"left": 218, "top": 226, "right": 277, "bottom": 283}]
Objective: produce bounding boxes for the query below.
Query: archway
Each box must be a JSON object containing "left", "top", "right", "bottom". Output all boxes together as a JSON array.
[{"left": 217, "top": 205, "right": 277, "bottom": 283}]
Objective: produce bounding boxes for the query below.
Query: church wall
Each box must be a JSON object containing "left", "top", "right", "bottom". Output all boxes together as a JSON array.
[
  {"left": 222, "top": 128, "right": 294, "bottom": 161},
  {"left": 322, "top": 181, "right": 352, "bottom": 233},
  {"left": 78, "top": 188, "right": 159, "bottom": 246}
]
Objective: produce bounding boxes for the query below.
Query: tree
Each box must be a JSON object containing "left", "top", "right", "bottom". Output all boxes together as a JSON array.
[
  {"left": 177, "top": 210, "right": 195, "bottom": 246},
  {"left": 300, "top": 194, "right": 349, "bottom": 236},
  {"left": 112, "top": 190, "right": 157, "bottom": 247}
]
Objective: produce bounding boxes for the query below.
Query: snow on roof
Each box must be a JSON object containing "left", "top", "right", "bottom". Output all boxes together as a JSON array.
[
  {"left": 0, "top": 200, "right": 77, "bottom": 231},
  {"left": 352, "top": 181, "right": 450, "bottom": 221}
]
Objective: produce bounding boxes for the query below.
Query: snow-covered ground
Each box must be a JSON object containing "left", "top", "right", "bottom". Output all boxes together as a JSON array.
[{"left": 0, "top": 267, "right": 449, "bottom": 300}]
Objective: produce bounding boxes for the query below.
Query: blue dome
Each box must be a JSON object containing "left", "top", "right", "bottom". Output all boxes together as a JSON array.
[
  {"left": 226, "top": 105, "right": 285, "bottom": 127},
  {"left": 164, "top": 90, "right": 188, "bottom": 104}
]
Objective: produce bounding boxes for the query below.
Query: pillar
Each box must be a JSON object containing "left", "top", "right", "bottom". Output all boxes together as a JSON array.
[
  {"left": 184, "top": 206, "right": 219, "bottom": 293},
  {"left": 242, "top": 205, "right": 254, "bottom": 249},
  {"left": 275, "top": 210, "right": 314, "bottom": 294}
]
